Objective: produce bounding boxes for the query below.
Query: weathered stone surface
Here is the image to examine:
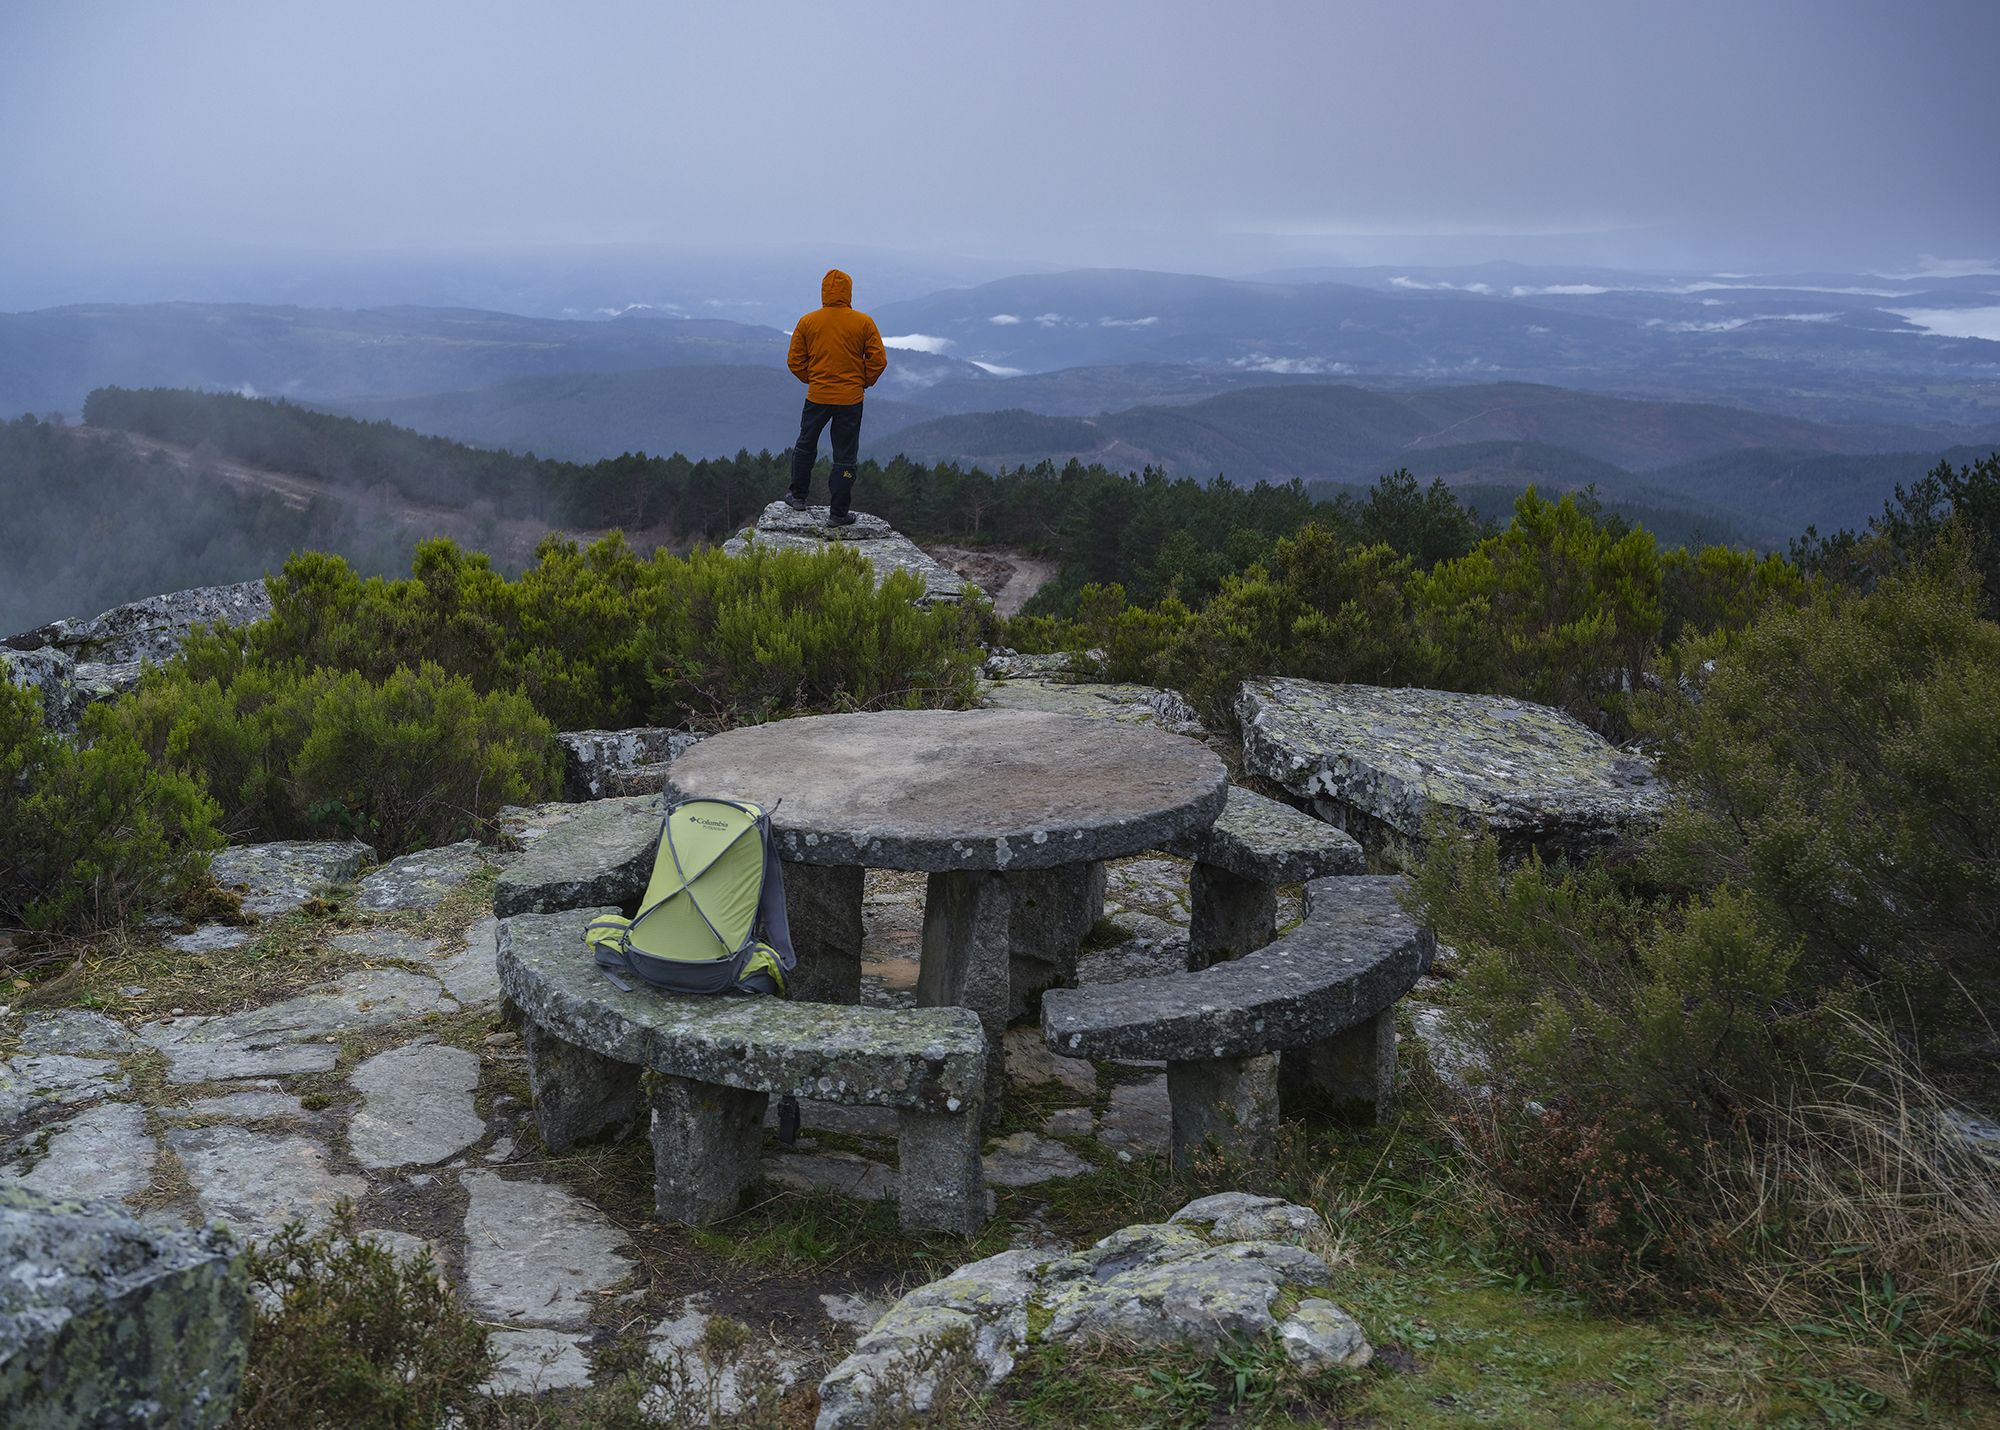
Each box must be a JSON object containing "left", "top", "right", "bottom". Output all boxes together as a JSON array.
[
  {"left": 0, "top": 1055, "right": 128, "bottom": 1129},
  {"left": 785, "top": 861, "right": 866, "bottom": 1006},
  {"left": 764, "top": 1148, "right": 899, "bottom": 1202},
  {"left": 1100, "top": 1076, "right": 1170, "bottom": 1152},
  {"left": 432, "top": 917, "right": 503, "bottom": 1005},
  {"left": 983, "top": 649, "right": 1085, "bottom": 680},
  {"left": 500, "top": 909, "right": 986, "bottom": 1114},
  {"left": 649, "top": 1076, "right": 768, "bottom": 1224},
  {"left": 139, "top": 967, "right": 455, "bottom": 1083},
  {"left": 1001, "top": 1027, "right": 1097, "bottom": 1097},
  {"left": 982, "top": 677, "right": 1205, "bottom": 737},
  {"left": 460, "top": 1171, "right": 634, "bottom": 1330},
  {"left": 491, "top": 795, "right": 659, "bottom": 917},
  {"left": 724, "top": 502, "right": 978, "bottom": 607},
  {"left": 165, "top": 1127, "right": 365, "bottom": 1241},
  {"left": 1004, "top": 862, "right": 1106, "bottom": 1020},
  {"left": 1187, "top": 862, "right": 1278, "bottom": 969},
  {"left": 918, "top": 869, "right": 1013, "bottom": 1114},
  {"left": 1170, "top": 1192, "right": 1324, "bottom": 1247},
  {"left": 522, "top": 1022, "right": 644, "bottom": 1153},
  {"left": 1237, "top": 678, "right": 1668, "bottom": 860},
  {"left": 1281, "top": 1006, "right": 1398, "bottom": 1123},
  {"left": 0, "top": 646, "right": 83, "bottom": 732},
  {"left": 170, "top": 1091, "right": 305, "bottom": 1122},
  {"left": 1167, "top": 1054, "right": 1280, "bottom": 1171},
  {"left": 669, "top": 709, "right": 1228, "bottom": 873},
  {"left": 14, "top": 1010, "right": 138, "bottom": 1057},
  {"left": 981, "top": 1132, "right": 1090, "bottom": 1187},
  {"left": 483, "top": 1329, "right": 594, "bottom": 1395},
  {"left": 352, "top": 840, "right": 486, "bottom": 913},
  {"left": 3, "top": 1102, "right": 156, "bottom": 1203},
  {"left": 559, "top": 728, "right": 703, "bottom": 802},
  {"left": 815, "top": 1195, "right": 1367, "bottom": 1430},
  {"left": 165, "top": 924, "right": 252, "bottom": 954},
  {"left": 347, "top": 1044, "right": 485, "bottom": 1169},
  {"left": 1170, "top": 784, "right": 1364, "bottom": 884},
  {"left": 0, "top": 1187, "right": 249, "bottom": 1428},
  {"left": 7, "top": 580, "right": 270, "bottom": 668},
  {"left": 1044, "top": 875, "right": 1431, "bottom": 1062},
  {"left": 647, "top": 1295, "right": 804, "bottom": 1418},
  {"left": 209, "top": 839, "right": 374, "bottom": 917}
]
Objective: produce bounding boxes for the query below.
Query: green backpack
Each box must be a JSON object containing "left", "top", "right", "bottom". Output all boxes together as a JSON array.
[{"left": 584, "top": 797, "right": 796, "bottom": 996}]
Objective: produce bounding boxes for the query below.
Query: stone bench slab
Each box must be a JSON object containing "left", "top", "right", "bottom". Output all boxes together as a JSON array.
[
  {"left": 497, "top": 909, "right": 985, "bottom": 1114},
  {"left": 492, "top": 796, "right": 659, "bottom": 918},
  {"left": 1041, "top": 875, "right": 1430, "bottom": 1063},
  {"left": 1168, "top": 785, "right": 1363, "bottom": 884}
]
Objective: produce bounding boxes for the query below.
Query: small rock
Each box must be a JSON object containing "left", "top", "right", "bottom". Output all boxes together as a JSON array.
[
  {"left": 982, "top": 1132, "right": 1091, "bottom": 1187},
  {"left": 1278, "top": 1298, "right": 1373, "bottom": 1370},
  {"left": 1170, "top": 1192, "right": 1323, "bottom": 1248},
  {"left": 1099, "top": 1076, "right": 1170, "bottom": 1152},
  {"left": 353, "top": 841, "right": 487, "bottom": 913},
  {"left": 166, "top": 925, "right": 253, "bottom": 955},
  {"left": 210, "top": 839, "right": 375, "bottom": 917},
  {"left": 763, "top": 1148, "right": 898, "bottom": 1202},
  {"left": 15, "top": 1010, "right": 138, "bottom": 1057},
  {"left": 1002, "top": 1027, "right": 1098, "bottom": 1097},
  {"left": 820, "top": 1292, "right": 891, "bottom": 1336},
  {"left": 482, "top": 1030, "right": 520, "bottom": 1048},
  {"left": 1042, "top": 1107, "right": 1094, "bottom": 1137},
  {"left": 346, "top": 1044, "right": 485, "bottom": 1170},
  {"left": 460, "top": 1171, "right": 634, "bottom": 1330}
]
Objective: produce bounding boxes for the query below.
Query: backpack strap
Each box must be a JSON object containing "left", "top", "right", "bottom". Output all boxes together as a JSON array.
[{"left": 584, "top": 914, "right": 638, "bottom": 992}]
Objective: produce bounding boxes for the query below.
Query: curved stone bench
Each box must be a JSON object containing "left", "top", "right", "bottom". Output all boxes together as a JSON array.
[
  {"left": 1166, "top": 785, "right": 1364, "bottom": 967},
  {"left": 498, "top": 908, "right": 990, "bottom": 1235},
  {"left": 1041, "top": 875, "right": 1431, "bottom": 1171}
]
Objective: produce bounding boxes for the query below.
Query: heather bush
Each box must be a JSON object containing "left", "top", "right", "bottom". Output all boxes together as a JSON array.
[
  {"left": 0, "top": 680, "right": 223, "bottom": 935},
  {"left": 110, "top": 658, "right": 560, "bottom": 855}
]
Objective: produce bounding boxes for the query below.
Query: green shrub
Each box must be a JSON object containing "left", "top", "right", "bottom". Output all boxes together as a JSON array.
[
  {"left": 0, "top": 681, "right": 222, "bottom": 935},
  {"left": 644, "top": 543, "right": 983, "bottom": 727},
  {"left": 110, "top": 658, "right": 560, "bottom": 855},
  {"left": 237, "top": 1207, "right": 492, "bottom": 1429}
]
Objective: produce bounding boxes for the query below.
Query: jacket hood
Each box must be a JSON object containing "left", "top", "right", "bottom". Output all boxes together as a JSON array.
[{"left": 821, "top": 268, "right": 852, "bottom": 307}]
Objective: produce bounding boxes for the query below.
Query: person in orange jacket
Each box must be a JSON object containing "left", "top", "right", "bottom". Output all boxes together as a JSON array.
[{"left": 784, "top": 268, "right": 888, "bottom": 526}]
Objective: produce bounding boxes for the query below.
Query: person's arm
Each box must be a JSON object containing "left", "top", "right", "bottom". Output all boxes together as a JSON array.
[
  {"left": 788, "top": 321, "right": 810, "bottom": 383},
  {"left": 861, "top": 319, "right": 887, "bottom": 389}
]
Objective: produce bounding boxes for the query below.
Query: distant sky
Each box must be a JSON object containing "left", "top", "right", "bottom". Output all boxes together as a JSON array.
[{"left": 3, "top": 0, "right": 1997, "bottom": 286}]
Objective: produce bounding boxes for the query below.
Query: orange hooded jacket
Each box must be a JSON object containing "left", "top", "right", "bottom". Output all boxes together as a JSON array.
[{"left": 788, "top": 269, "right": 888, "bottom": 406}]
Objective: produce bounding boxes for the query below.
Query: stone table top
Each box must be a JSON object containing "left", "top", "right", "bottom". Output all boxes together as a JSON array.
[{"left": 667, "top": 708, "right": 1227, "bottom": 872}]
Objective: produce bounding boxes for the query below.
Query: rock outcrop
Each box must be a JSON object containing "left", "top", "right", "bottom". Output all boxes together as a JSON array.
[
  {"left": 723, "top": 503, "right": 978, "bottom": 607},
  {"left": 815, "top": 1191, "right": 1368, "bottom": 1429},
  {"left": 3, "top": 580, "right": 272, "bottom": 732},
  {"left": 0, "top": 1188, "right": 250, "bottom": 1427},
  {"left": 981, "top": 676, "right": 1205, "bottom": 736},
  {"left": 1237, "top": 677, "right": 1667, "bottom": 861},
  {"left": 558, "top": 728, "right": 702, "bottom": 802}
]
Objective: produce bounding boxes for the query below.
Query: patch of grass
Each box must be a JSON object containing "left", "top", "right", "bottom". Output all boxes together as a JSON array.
[{"left": 1000, "top": 1336, "right": 1357, "bottom": 1429}]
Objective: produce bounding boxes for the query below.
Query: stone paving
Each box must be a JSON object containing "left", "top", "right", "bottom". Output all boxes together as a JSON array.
[{"left": 0, "top": 815, "right": 1367, "bottom": 1413}]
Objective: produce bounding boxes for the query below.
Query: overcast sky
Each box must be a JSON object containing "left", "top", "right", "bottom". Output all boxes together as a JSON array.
[{"left": 3, "top": 0, "right": 1996, "bottom": 280}]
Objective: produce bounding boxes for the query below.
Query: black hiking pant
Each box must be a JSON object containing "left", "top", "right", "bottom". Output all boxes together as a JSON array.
[{"left": 787, "top": 399, "right": 863, "bottom": 517}]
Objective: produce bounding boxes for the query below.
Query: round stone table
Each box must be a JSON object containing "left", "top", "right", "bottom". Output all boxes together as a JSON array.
[{"left": 667, "top": 708, "right": 1228, "bottom": 1104}]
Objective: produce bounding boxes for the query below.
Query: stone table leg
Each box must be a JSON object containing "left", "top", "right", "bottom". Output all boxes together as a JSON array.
[
  {"left": 523, "top": 1021, "right": 643, "bottom": 1153},
  {"left": 782, "top": 862, "right": 864, "bottom": 1005},
  {"left": 1004, "top": 861, "right": 1105, "bottom": 1019},
  {"left": 649, "top": 1077, "right": 770, "bottom": 1225},
  {"left": 1166, "top": 1053, "right": 1280, "bottom": 1173},
  {"left": 1281, "top": 1007, "right": 1396, "bottom": 1124},
  {"left": 1187, "top": 862, "right": 1278, "bottom": 970},
  {"left": 918, "top": 869, "right": 1011, "bottom": 1116},
  {"left": 897, "top": 1105, "right": 989, "bottom": 1236}
]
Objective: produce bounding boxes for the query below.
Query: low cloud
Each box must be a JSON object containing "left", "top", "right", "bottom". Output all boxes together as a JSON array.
[
  {"left": 1889, "top": 305, "right": 2000, "bottom": 341},
  {"left": 1646, "top": 312, "right": 1840, "bottom": 334},
  {"left": 988, "top": 313, "right": 1022, "bottom": 325},
  {"left": 1034, "top": 313, "right": 1068, "bottom": 326},
  {"left": 1870, "top": 256, "right": 2000, "bottom": 281},
  {"left": 1098, "top": 315, "right": 1159, "bottom": 327},
  {"left": 1389, "top": 276, "right": 1493, "bottom": 294},
  {"left": 1509, "top": 284, "right": 1609, "bottom": 296},
  {"left": 883, "top": 333, "right": 953, "bottom": 353},
  {"left": 1227, "top": 354, "right": 1351, "bottom": 375},
  {"left": 969, "top": 360, "right": 1025, "bottom": 376}
]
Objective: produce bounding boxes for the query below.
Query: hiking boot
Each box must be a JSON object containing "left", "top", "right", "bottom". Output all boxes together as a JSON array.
[
  {"left": 782, "top": 492, "right": 810, "bottom": 511},
  {"left": 827, "top": 511, "right": 857, "bottom": 527}
]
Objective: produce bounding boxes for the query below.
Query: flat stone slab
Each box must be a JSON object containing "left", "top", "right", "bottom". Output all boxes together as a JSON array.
[
  {"left": 210, "top": 839, "right": 375, "bottom": 917},
  {"left": 460, "top": 1171, "right": 634, "bottom": 1330},
  {"left": 668, "top": 708, "right": 1227, "bottom": 872},
  {"left": 166, "top": 924, "right": 253, "bottom": 954},
  {"left": 432, "top": 917, "right": 503, "bottom": 1005},
  {"left": 139, "top": 966, "right": 457, "bottom": 1083},
  {"left": 0, "top": 1055, "right": 128, "bottom": 1129},
  {"left": 353, "top": 841, "right": 486, "bottom": 912},
  {"left": 1043, "top": 875, "right": 1432, "bottom": 1061},
  {"left": 763, "top": 1148, "right": 899, "bottom": 1202},
  {"left": 1237, "top": 678, "right": 1668, "bottom": 859},
  {"left": 0, "top": 1186, "right": 250, "bottom": 1428},
  {"left": 982, "top": 678, "right": 1204, "bottom": 737},
  {"left": 165, "top": 1126, "right": 366, "bottom": 1241},
  {"left": 647, "top": 1295, "right": 804, "bottom": 1416},
  {"left": 347, "top": 1044, "right": 485, "bottom": 1169},
  {"left": 982, "top": 1132, "right": 1090, "bottom": 1187},
  {"left": 499, "top": 909, "right": 986, "bottom": 1114},
  {"left": 2, "top": 1102, "right": 156, "bottom": 1203},
  {"left": 492, "top": 795, "right": 659, "bottom": 917},
  {"left": 560, "top": 728, "right": 703, "bottom": 802},
  {"left": 1169, "top": 784, "right": 1364, "bottom": 883},
  {"left": 724, "top": 502, "right": 977, "bottom": 607},
  {"left": 170, "top": 1091, "right": 306, "bottom": 1122},
  {"left": 13, "top": 1010, "right": 138, "bottom": 1057},
  {"left": 483, "top": 1329, "right": 594, "bottom": 1395}
]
